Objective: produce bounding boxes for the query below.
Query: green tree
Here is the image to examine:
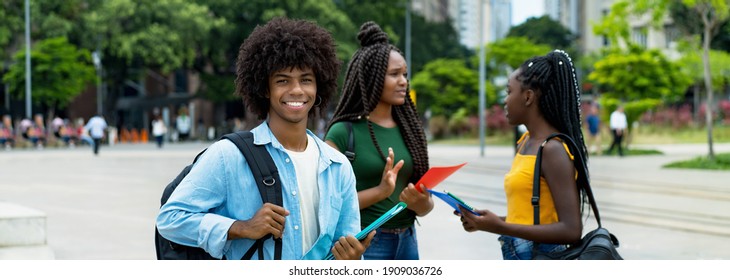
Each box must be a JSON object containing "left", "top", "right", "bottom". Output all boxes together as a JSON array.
[
  {"left": 3, "top": 37, "right": 95, "bottom": 111},
  {"left": 469, "top": 37, "right": 551, "bottom": 103},
  {"left": 478, "top": 37, "right": 552, "bottom": 72},
  {"left": 336, "top": 0, "right": 470, "bottom": 74},
  {"left": 411, "top": 58, "right": 481, "bottom": 117},
  {"left": 80, "top": 0, "right": 225, "bottom": 74},
  {"left": 507, "top": 15, "right": 574, "bottom": 50},
  {"left": 194, "top": 0, "right": 358, "bottom": 128},
  {"left": 668, "top": 0, "right": 730, "bottom": 52},
  {"left": 0, "top": 1, "right": 24, "bottom": 59},
  {"left": 1, "top": 0, "right": 89, "bottom": 59},
  {"left": 70, "top": 0, "right": 226, "bottom": 125},
  {"left": 595, "top": 0, "right": 730, "bottom": 159},
  {"left": 677, "top": 41, "right": 730, "bottom": 92},
  {"left": 588, "top": 47, "right": 693, "bottom": 138}
]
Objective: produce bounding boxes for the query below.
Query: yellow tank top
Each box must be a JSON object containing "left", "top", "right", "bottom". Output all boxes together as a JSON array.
[{"left": 504, "top": 132, "right": 574, "bottom": 225}]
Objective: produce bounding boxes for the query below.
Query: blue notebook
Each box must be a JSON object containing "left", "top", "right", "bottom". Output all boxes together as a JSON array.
[
  {"left": 428, "top": 190, "right": 480, "bottom": 216},
  {"left": 323, "top": 202, "right": 407, "bottom": 260}
]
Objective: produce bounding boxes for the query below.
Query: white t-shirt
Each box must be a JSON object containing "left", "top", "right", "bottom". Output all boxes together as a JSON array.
[
  {"left": 176, "top": 115, "right": 191, "bottom": 134},
  {"left": 152, "top": 120, "right": 167, "bottom": 136},
  {"left": 609, "top": 110, "right": 628, "bottom": 130},
  {"left": 84, "top": 116, "right": 107, "bottom": 139},
  {"left": 285, "top": 134, "right": 320, "bottom": 254}
]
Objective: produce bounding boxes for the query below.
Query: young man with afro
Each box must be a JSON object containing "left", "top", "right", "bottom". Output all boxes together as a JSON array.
[{"left": 157, "top": 17, "right": 373, "bottom": 260}]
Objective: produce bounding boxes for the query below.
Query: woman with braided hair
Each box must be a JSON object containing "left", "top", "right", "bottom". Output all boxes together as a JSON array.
[
  {"left": 458, "top": 50, "right": 588, "bottom": 260},
  {"left": 325, "top": 21, "right": 432, "bottom": 260}
]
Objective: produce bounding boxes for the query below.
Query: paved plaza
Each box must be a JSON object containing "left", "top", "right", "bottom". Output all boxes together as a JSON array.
[{"left": 1, "top": 140, "right": 729, "bottom": 260}]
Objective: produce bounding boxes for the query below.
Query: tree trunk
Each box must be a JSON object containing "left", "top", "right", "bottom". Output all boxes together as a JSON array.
[
  {"left": 700, "top": 5, "right": 716, "bottom": 160},
  {"left": 694, "top": 83, "right": 700, "bottom": 125}
]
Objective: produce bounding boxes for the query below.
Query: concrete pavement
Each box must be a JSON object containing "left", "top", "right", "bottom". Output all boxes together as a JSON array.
[
  {"left": 420, "top": 142, "right": 730, "bottom": 260},
  {"left": 0, "top": 141, "right": 728, "bottom": 259}
]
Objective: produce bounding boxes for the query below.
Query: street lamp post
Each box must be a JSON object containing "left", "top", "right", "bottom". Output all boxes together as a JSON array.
[
  {"left": 478, "top": 0, "right": 486, "bottom": 157},
  {"left": 405, "top": 0, "right": 411, "bottom": 80},
  {"left": 24, "top": 0, "right": 31, "bottom": 119},
  {"left": 92, "top": 51, "right": 102, "bottom": 115}
]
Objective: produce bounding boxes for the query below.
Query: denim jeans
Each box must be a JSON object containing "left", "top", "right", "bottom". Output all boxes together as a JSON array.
[
  {"left": 498, "top": 235, "right": 567, "bottom": 260},
  {"left": 363, "top": 225, "right": 419, "bottom": 260}
]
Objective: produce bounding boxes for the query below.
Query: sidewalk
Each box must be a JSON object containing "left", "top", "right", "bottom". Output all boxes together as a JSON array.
[
  {"left": 418, "top": 142, "right": 730, "bottom": 259},
  {"left": 0, "top": 141, "right": 728, "bottom": 259}
]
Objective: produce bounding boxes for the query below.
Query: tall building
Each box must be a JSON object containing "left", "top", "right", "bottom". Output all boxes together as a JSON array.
[
  {"left": 546, "top": 0, "right": 679, "bottom": 55},
  {"left": 490, "top": 0, "right": 512, "bottom": 42},
  {"left": 448, "top": 0, "right": 512, "bottom": 49},
  {"left": 412, "top": 0, "right": 451, "bottom": 23},
  {"left": 545, "top": 0, "right": 580, "bottom": 34}
]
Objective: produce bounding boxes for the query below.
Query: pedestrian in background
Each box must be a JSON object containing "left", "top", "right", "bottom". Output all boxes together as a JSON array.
[
  {"left": 176, "top": 106, "right": 191, "bottom": 142},
  {"left": 151, "top": 114, "right": 167, "bottom": 148},
  {"left": 457, "top": 50, "right": 587, "bottom": 260},
  {"left": 0, "top": 114, "right": 14, "bottom": 150},
  {"left": 325, "top": 21, "right": 432, "bottom": 260},
  {"left": 607, "top": 105, "right": 627, "bottom": 157},
  {"left": 84, "top": 115, "right": 107, "bottom": 155},
  {"left": 586, "top": 102, "right": 601, "bottom": 155}
]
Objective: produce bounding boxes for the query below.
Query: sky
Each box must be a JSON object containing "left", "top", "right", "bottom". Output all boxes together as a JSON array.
[{"left": 511, "top": 0, "right": 545, "bottom": 26}]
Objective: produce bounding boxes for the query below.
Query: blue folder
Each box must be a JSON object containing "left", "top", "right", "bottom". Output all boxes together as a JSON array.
[
  {"left": 428, "top": 190, "right": 480, "bottom": 215},
  {"left": 323, "top": 202, "right": 407, "bottom": 260}
]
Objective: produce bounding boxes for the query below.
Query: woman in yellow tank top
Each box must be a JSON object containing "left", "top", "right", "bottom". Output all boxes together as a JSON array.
[{"left": 457, "top": 50, "right": 588, "bottom": 260}]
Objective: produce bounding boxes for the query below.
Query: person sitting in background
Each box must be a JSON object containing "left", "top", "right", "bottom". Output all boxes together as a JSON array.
[{"left": 0, "top": 115, "right": 15, "bottom": 149}]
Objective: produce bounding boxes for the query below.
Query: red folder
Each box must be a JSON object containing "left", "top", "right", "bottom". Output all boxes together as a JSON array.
[{"left": 414, "top": 163, "right": 467, "bottom": 192}]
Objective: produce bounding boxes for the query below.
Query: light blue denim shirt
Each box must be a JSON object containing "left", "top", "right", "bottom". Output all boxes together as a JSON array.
[{"left": 156, "top": 122, "right": 359, "bottom": 260}]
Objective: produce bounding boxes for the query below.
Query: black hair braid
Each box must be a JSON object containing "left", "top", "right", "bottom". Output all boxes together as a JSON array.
[
  {"left": 547, "top": 51, "right": 587, "bottom": 164},
  {"left": 393, "top": 96, "right": 430, "bottom": 182},
  {"left": 518, "top": 50, "right": 589, "bottom": 215},
  {"left": 517, "top": 51, "right": 587, "bottom": 166},
  {"left": 328, "top": 21, "right": 429, "bottom": 183}
]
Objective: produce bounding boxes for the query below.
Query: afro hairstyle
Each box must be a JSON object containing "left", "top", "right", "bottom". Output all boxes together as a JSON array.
[{"left": 234, "top": 17, "right": 341, "bottom": 120}]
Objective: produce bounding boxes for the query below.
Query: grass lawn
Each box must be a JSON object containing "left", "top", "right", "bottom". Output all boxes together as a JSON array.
[
  {"left": 631, "top": 124, "right": 730, "bottom": 144},
  {"left": 663, "top": 153, "right": 730, "bottom": 170},
  {"left": 430, "top": 124, "right": 730, "bottom": 170},
  {"left": 598, "top": 148, "right": 663, "bottom": 156}
]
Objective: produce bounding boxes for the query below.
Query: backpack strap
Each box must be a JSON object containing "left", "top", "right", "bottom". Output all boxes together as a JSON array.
[
  {"left": 531, "top": 133, "right": 602, "bottom": 257},
  {"left": 343, "top": 121, "right": 355, "bottom": 162},
  {"left": 222, "top": 131, "right": 283, "bottom": 260},
  {"left": 531, "top": 133, "right": 600, "bottom": 227}
]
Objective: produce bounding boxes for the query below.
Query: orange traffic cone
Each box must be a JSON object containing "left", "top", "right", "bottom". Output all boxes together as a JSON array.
[
  {"left": 130, "top": 129, "right": 139, "bottom": 143},
  {"left": 140, "top": 129, "right": 149, "bottom": 143}
]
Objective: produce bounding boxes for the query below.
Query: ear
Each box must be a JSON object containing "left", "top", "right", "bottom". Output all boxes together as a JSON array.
[{"left": 524, "top": 89, "right": 537, "bottom": 107}]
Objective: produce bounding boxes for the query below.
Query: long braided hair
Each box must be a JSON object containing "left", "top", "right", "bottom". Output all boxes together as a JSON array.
[
  {"left": 517, "top": 50, "right": 589, "bottom": 210},
  {"left": 328, "top": 21, "right": 429, "bottom": 184}
]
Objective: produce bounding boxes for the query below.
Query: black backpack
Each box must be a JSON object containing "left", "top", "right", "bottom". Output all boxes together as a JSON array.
[{"left": 155, "top": 131, "right": 283, "bottom": 260}]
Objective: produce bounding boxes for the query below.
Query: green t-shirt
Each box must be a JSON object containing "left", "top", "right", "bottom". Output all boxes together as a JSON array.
[{"left": 325, "top": 120, "right": 415, "bottom": 229}]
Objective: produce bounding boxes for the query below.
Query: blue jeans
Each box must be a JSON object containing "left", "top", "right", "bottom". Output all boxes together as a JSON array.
[
  {"left": 363, "top": 225, "right": 419, "bottom": 260},
  {"left": 498, "top": 235, "right": 567, "bottom": 260}
]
